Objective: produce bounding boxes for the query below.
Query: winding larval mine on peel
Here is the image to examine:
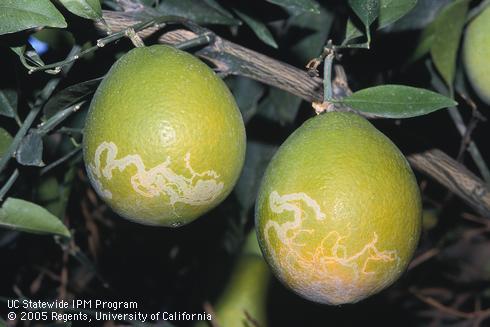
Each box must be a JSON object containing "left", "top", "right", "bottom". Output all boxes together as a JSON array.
[
  {"left": 83, "top": 45, "right": 246, "bottom": 227},
  {"left": 255, "top": 112, "right": 422, "bottom": 305}
]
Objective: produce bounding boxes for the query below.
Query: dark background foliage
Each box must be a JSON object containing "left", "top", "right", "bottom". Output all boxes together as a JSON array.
[{"left": 0, "top": 0, "right": 489, "bottom": 326}]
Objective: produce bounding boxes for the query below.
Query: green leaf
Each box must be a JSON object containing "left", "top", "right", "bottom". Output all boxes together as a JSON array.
[
  {"left": 235, "top": 141, "right": 277, "bottom": 213},
  {"left": 425, "top": 57, "right": 449, "bottom": 95},
  {"left": 344, "top": 18, "right": 364, "bottom": 44},
  {"left": 234, "top": 10, "right": 278, "bottom": 48},
  {"left": 0, "top": 0, "right": 67, "bottom": 35},
  {"left": 348, "top": 0, "right": 380, "bottom": 28},
  {"left": 430, "top": 0, "right": 469, "bottom": 89},
  {"left": 344, "top": 0, "right": 416, "bottom": 44},
  {"left": 38, "top": 177, "right": 60, "bottom": 202},
  {"left": 37, "top": 168, "right": 75, "bottom": 219},
  {"left": 0, "top": 197, "right": 71, "bottom": 237},
  {"left": 378, "top": 0, "right": 417, "bottom": 28},
  {"left": 43, "top": 77, "right": 102, "bottom": 118},
  {"left": 0, "top": 89, "right": 17, "bottom": 118},
  {"left": 410, "top": 19, "right": 437, "bottom": 62},
  {"left": 0, "top": 128, "right": 13, "bottom": 158},
  {"left": 265, "top": 0, "right": 320, "bottom": 14},
  {"left": 289, "top": 5, "right": 333, "bottom": 60},
  {"left": 37, "top": 177, "right": 66, "bottom": 217},
  {"left": 259, "top": 88, "right": 302, "bottom": 125},
  {"left": 203, "top": 0, "right": 236, "bottom": 20},
  {"left": 381, "top": 0, "right": 452, "bottom": 32},
  {"left": 157, "top": 0, "right": 239, "bottom": 25},
  {"left": 10, "top": 45, "right": 46, "bottom": 72},
  {"left": 58, "top": 0, "right": 102, "bottom": 20},
  {"left": 339, "top": 85, "right": 457, "bottom": 118},
  {"left": 229, "top": 77, "right": 265, "bottom": 123},
  {"left": 59, "top": 167, "right": 76, "bottom": 217},
  {"left": 15, "top": 131, "right": 44, "bottom": 167}
]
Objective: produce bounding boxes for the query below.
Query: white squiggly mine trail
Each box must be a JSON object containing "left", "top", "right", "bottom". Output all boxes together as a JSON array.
[
  {"left": 264, "top": 191, "right": 400, "bottom": 304},
  {"left": 87, "top": 141, "right": 224, "bottom": 207}
]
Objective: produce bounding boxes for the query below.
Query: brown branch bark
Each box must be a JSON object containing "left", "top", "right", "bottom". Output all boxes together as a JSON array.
[
  {"left": 98, "top": 10, "right": 336, "bottom": 102},
  {"left": 98, "top": 10, "right": 490, "bottom": 217},
  {"left": 410, "top": 288, "right": 490, "bottom": 321},
  {"left": 408, "top": 150, "right": 490, "bottom": 217}
]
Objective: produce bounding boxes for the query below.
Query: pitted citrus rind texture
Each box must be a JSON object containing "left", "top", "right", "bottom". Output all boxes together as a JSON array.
[
  {"left": 255, "top": 112, "right": 421, "bottom": 305},
  {"left": 83, "top": 45, "right": 246, "bottom": 226}
]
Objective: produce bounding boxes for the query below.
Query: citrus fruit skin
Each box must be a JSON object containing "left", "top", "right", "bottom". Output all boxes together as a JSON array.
[
  {"left": 83, "top": 45, "right": 246, "bottom": 226},
  {"left": 212, "top": 256, "right": 269, "bottom": 326},
  {"left": 463, "top": 6, "right": 490, "bottom": 104},
  {"left": 195, "top": 232, "right": 270, "bottom": 327},
  {"left": 255, "top": 112, "right": 422, "bottom": 305}
]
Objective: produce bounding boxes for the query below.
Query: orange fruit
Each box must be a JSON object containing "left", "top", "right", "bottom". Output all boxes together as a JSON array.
[
  {"left": 83, "top": 45, "right": 246, "bottom": 226},
  {"left": 255, "top": 112, "right": 421, "bottom": 304},
  {"left": 463, "top": 5, "right": 490, "bottom": 104},
  {"left": 198, "top": 232, "right": 270, "bottom": 327}
]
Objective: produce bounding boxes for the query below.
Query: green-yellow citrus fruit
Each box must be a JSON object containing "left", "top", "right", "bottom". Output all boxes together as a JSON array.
[
  {"left": 197, "top": 232, "right": 270, "bottom": 327},
  {"left": 83, "top": 45, "right": 246, "bottom": 226},
  {"left": 463, "top": 5, "right": 490, "bottom": 104},
  {"left": 255, "top": 112, "right": 422, "bottom": 305}
]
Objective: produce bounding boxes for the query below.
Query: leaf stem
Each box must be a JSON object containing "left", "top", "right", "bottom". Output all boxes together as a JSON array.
[
  {"left": 448, "top": 106, "right": 490, "bottom": 184},
  {"left": 334, "top": 42, "right": 370, "bottom": 49},
  {"left": 125, "top": 28, "right": 146, "bottom": 48},
  {"left": 175, "top": 33, "right": 214, "bottom": 50},
  {"left": 0, "top": 46, "right": 78, "bottom": 175},
  {"left": 28, "top": 15, "right": 192, "bottom": 74},
  {"left": 57, "top": 127, "right": 83, "bottom": 135},
  {"left": 13, "top": 113, "right": 22, "bottom": 127},
  {"left": 0, "top": 169, "right": 19, "bottom": 201},
  {"left": 37, "top": 102, "right": 86, "bottom": 136},
  {"left": 365, "top": 25, "right": 371, "bottom": 49},
  {"left": 40, "top": 147, "right": 82, "bottom": 176},
  {"left": 323, "top": 51, "right": 334, "bottom": 102},
  {"left": 431, "top": 73, "right": 490, "bottom": 184},
  {"left": 0, "top": 105, "right": 42, "bottom": 174}
]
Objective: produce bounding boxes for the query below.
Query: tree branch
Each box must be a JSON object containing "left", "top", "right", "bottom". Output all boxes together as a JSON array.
[
  {"left": 98, "top": 10, "right": 325, "bottom": 102},
  {"left": 98, "top": 10, "right": 490, "bottom": 217},
  {"left": 408, "top": 150, "right": 490, "bottom": 217}
]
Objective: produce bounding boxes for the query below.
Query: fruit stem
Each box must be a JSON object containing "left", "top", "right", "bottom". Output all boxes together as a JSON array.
[
  {"left": 125, "top": 28, "right": 146, "bottom": 48},
  {"left": 323, "top": 50, "right": 334, "bottom": 102},
  {"left": 307, "top": 41, "right": 337, "bottom": 113},
  {"left": 316, "top": 40, "right": 337, "bottom": 103},
  {"left": 174, "top": 33, "right": 214, "bottom": 50}
]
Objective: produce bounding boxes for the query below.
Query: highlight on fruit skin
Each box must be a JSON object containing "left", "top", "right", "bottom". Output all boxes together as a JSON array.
[
  {"left": 195, "top": 231, "right": 270, "bottom": 327},
  {"left": 83, "top": 45, "right": 246, "bottom": 227},
  {"left": 463, "top": 5, "right": 490, "bottom": 104},
  {"left": 255, "top": 112, "right": 422, "bottom": 305}
]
